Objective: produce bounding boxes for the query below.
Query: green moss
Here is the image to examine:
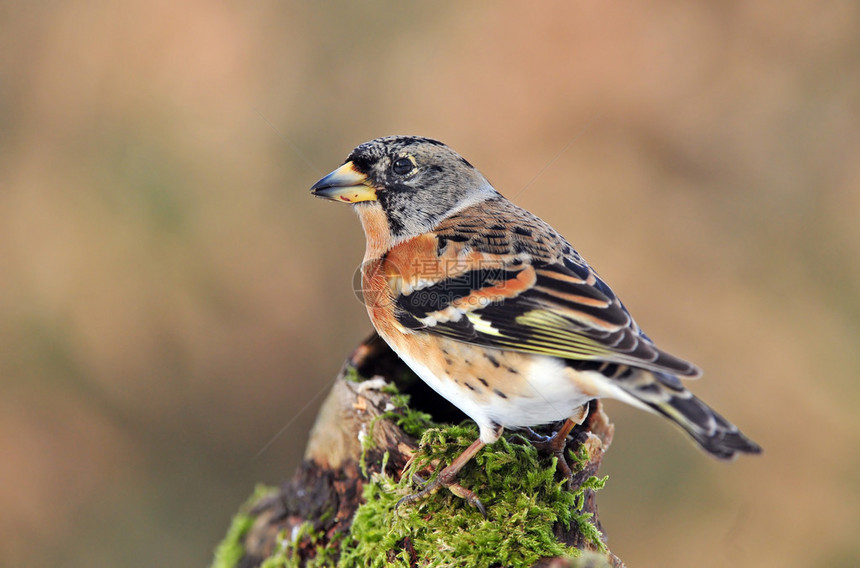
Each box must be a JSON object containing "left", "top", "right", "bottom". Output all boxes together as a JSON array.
[
  {"left": 339, "top": 422, "right": 608, "bottom": 567},
  {"left": 386, "top": 393, "right": 435, "bottom": 438},
  {"left": 259, "top": 523, "right": 344, "bottom": 568},
  {"left": 258, "top": 527, "right": 296, "bottom": 568},
  {"left": 566, "top": 445, "right": 608, "bottom": 552},
  {"left": 567, "top": 551, "right": 617, "bottom": 568},
  {"left": 568, "top": 444, "right": 592, "bottom": 473},
  {"left": 342, "top": 365, "right": 362, "bottom": 383},
  {"left": 218, "top": 391, "right": 610, "bottom": 567},
  {"left": 211, "top": 484, "right": 277, "bottom": 568}
]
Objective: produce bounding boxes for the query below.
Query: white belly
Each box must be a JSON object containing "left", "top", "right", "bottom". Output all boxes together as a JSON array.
[
  {"left": 481, "top": 355, "right": 596, "bottom": 427},
  {"left": 389, "top": 343, "right": 606, "bottom": 444},
  {"left": 390, "top": 344, "right": 501, "bottom": 441}
]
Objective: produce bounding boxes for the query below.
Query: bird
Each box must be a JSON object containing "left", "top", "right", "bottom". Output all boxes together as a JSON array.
[{"left": 310, "top": 135, "right": 761, "bottom": 513}]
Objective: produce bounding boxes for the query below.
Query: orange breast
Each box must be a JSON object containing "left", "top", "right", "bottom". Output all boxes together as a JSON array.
[{"left": 358, "top": 265, "right": 388, "bottom": 336}]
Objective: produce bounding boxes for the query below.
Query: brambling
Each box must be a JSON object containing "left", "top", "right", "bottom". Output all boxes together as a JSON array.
[{"left": 311, "top": 136, "right": 761, "bottom": 513}]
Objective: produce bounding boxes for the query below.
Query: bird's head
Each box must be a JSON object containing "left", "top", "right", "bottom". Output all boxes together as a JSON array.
[{"left": 311, "top": 136, "right": 498, "bottom": 239}]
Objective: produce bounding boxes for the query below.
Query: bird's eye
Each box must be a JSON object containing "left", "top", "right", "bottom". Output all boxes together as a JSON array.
[{"left": 392, "top": 157, "right": 414, "bottom": 176}]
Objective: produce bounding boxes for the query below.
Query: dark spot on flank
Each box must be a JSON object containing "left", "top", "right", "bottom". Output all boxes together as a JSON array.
[
  {"left": 445, "top": 358, "right": 453, "bottom": 366},
  {"left": 506, "top": 366, "right": 519, "bottom": 374},
  {"left": 485, "top": 354, "right": 501, "bottom": 368},
  {"left": 493, "top": 389, "right": 508, "bottom": 399},
  {"left": 465, "top": 382, "right": 476, "bottom": 391},
  {"left": 478, "top": 377, "right": 489, "bottom": 387}
]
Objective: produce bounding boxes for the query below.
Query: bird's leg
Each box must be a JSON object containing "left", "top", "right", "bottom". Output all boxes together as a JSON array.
[
  {"left": 530, "top": 418, "right": 577, "bottom": 480},
  {"left": 396, "top": 438, "right": 487, "bottom": 518},
  {"left": 524, "top": 404, "right": 590, "bottom": 482}
]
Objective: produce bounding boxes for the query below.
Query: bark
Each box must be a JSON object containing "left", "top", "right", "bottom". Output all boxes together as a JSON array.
[{"left": 224, "top": 332, "right": 623, "bottom": 568}]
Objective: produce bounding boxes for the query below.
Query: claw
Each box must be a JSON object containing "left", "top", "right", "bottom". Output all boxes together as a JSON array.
[
  {"left": 395, "top": 475, "right": 487, "bottom": 518},
  {"left": 445, "top": 481, "right": 487, "bottom": 518},
  {"left": 530, "top": 430, "right": 573, "bottom": 483},
  {"left": 395, "top": 438, "right": 488, "bottom": 517},
  {"left": 527, "top": 415, "right": 586, "bottom": 485}
]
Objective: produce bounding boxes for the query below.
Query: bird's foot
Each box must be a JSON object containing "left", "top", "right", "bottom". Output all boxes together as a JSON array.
[
  {"left": 523, "top": 426, "right": 574, "bottom": 482},
  {"left": 396, "top": 473, "right": 487, "bottom": 518},
  {"left": 395, "top": 437, "right": 487, "bottom": 518},
  {"left": 516, "top": 407, "right": 589, "bottom": 486}
]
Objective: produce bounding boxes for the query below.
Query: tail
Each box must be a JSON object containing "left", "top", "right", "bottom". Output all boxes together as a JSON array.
[{"left": 627, "top": 372, "right": 762, "bottom": 460}]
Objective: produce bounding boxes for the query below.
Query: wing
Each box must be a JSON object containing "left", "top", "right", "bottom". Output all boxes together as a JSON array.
[{"left": 387, "top": 197, "right": 701, "bottom": 378}]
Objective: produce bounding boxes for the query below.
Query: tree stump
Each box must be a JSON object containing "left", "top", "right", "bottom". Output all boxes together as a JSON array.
[{"left": 212, "top": 333, "right": 624, "bottom": 568}]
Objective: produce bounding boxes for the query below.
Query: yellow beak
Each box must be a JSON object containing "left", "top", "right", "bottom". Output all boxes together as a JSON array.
[{"left": 310, "top": 161, "right": 377, "bottom": 203}]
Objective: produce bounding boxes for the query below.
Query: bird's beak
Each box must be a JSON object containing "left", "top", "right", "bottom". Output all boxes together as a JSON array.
[{"left": 310, "top": 161, "right": 377, "bottom": 203}]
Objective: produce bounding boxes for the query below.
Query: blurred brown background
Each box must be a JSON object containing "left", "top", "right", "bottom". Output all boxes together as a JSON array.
[{"left": 2, "top": 1, "right": 858, "bottom": 567}]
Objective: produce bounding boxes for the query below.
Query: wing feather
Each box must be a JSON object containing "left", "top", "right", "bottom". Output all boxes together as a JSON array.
[{"left": 388, "top": 197, "right": 701, "bottom": 378}]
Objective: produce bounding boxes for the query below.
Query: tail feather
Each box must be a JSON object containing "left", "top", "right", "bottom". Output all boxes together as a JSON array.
[
  {"left": 627, "top": 373, "right": 762, "bottom": 460},
  {"left": 652, "top": 394, "right": 762, "bottom": 459}
]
